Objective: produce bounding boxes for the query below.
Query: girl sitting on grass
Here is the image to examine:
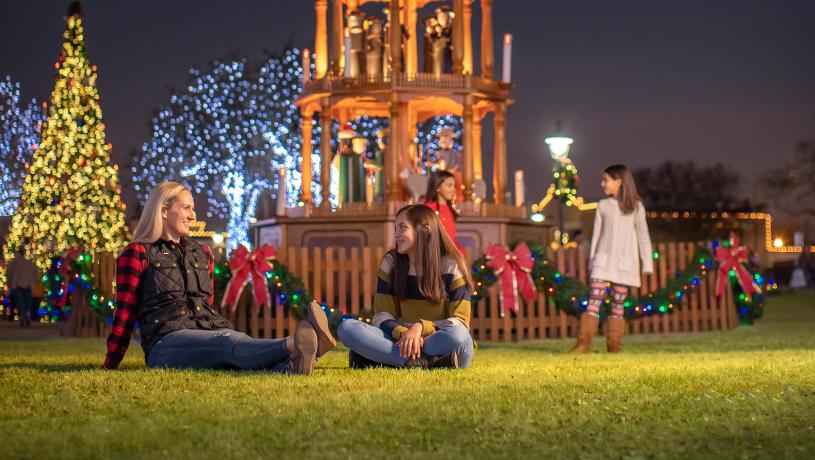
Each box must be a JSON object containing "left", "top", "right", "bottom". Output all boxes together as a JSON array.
[
  {"left": 338, "top": 204, "right": 474, "bottom": 369},
  {"left": 103, "top": 182, "right": 335, "bottom": 374},
  {"left": 571, "top": 164, "right": 653, "bottom": 353}
]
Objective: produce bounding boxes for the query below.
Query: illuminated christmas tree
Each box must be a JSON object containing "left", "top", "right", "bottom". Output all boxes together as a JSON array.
[
  {"left": 0, "top": 76, "right": 43, "bottom": 217},
  {"left": 3, "top": 0, "right": 128, "bottom": 269},
  {"left": 134, "top": 48, "right": 312, "bottom": 251}
]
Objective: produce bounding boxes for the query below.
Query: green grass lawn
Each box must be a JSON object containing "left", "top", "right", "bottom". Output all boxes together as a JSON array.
[{"left": 1, "top": 293, "right": 814, "bottom": 459}]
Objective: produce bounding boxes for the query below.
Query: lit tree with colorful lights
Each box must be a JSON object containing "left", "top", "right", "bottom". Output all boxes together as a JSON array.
[
  {"left": 0, "top": 76, "right": 43, "bottom": 217},
  {"left": 3, "top": 1, "right": 128, "bottom": 269}
]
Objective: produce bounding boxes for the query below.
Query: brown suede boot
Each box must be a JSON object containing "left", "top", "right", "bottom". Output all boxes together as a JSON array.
[
  {"left": 569, "top": 313, "right": 599, "bottom": 354},
  {"left": 606, "top": 316, "right": 626, "bottom": 353},
  {"left": 288, "top": 320, "right": 318, "bottom": 375},
  {"left": 305, "top": 301, "right": 336, "bottom": 358}
]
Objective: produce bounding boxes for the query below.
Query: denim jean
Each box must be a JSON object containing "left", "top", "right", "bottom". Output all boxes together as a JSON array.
[
  {"left": 11, "top": 288, "right": 32, "bottom": 326},
  {"left": 147, "top": 328, "right": 290, "bottom": 373},
  {"left": 337, "top": 319, "right": 474, "bottom": 368}
]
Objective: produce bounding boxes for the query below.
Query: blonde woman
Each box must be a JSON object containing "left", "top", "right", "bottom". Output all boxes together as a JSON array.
[{"left": 103, "top": 182, "right": 335, "bottom": 374}]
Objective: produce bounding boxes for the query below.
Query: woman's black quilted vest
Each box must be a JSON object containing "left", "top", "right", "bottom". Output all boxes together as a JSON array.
[{"left": 138, "top": 237, "right": 232, "bottom": 357}]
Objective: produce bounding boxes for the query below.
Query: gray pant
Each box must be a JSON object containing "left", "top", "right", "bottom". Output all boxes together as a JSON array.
[
  {"left": 147, "top": 329, "right": 290, "bottom": 373},
  {"left": 337, "top": 319, "right": 474, "bottom": 368}
]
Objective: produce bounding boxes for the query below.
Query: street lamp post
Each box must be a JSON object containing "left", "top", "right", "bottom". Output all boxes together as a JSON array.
[{"left": 545, "top": 121, "right": 574, "bottom": 246}]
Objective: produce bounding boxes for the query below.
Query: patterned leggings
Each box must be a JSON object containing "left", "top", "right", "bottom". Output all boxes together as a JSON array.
[{"left": 586, "top": 278, "right": 629, "bottom": 318}]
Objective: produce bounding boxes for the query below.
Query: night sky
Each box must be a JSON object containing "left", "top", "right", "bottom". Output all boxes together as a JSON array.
[{"left": 2, "top": 0, "right": 814, "bottom": 225}]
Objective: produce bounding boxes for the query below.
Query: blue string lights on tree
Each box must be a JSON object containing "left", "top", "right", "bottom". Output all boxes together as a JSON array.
[
  {"left": 415, "top": 114, "right": 463, "bottom": 163},
  {"left": 133, "top": 48, "right": 313, "bottom": 252},
  {"left": 0, "top": 75, "right": 43, "bottom": 217}
]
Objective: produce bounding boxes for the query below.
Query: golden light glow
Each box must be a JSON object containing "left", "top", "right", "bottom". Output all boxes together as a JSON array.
[{"left": 532, "top": 186, "right": 810, "bottom": 254}]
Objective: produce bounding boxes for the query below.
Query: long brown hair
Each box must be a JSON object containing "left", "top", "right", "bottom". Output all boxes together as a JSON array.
[
  {"left": 390, "top": 205, "right": 473, "bottom": 303},
  {"left": 424, "top": 170, "right": 459, "bottom": 218},
  {"left": 604, "top": 164, "right": 641, "bottom": 215}
]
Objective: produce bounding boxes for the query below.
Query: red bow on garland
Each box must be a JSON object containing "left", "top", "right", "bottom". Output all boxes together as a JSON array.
[
  {"left": 715, "top": 233, "right": 760, "bottom": 299},
  {"left": 221, "top": 245, "right": 278, "bottom": 312},
  {"left": 485, "top": 242, "right": 537, "bottom": 315}
]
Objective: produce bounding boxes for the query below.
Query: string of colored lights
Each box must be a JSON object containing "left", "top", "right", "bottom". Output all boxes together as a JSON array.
[
  {"left": 213, "top": 255, "right": 373, "bottom": 334},
  {"left": 40, "top": 252, "right": 115, "bottom": 323},
  {"left": 471, "top": 241, "right": 770, "bottom": 324}
]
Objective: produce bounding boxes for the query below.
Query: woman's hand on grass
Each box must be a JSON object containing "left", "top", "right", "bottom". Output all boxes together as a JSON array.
[{"left": 398, "top": 323, "right": 424, "bottom": 360}]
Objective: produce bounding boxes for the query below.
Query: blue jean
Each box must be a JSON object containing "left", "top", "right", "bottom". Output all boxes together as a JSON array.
[
  {"left": 337, "top": 319, "right": 474, "bottom": 368},
  {"left": 11, "top": 288, "right": 32, "bottom": 325},
  {"left": 147, "top": 329, "right": 290, "bottom": 373}
]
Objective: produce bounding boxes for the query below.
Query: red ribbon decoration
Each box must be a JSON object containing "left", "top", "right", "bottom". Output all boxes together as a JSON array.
[
  {"left": 485, "top": 242, "right": 537, "bottom": 315},
  {"left": 221, "top": 245, "right": 277, "bottom": 312},
  {"left": 715, "top": 233, "right": 760, "bottom": 299}
]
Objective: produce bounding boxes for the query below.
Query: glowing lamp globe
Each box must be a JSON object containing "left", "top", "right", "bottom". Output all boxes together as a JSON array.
[{"left": 545, "top": 135, "right": 573, "bottom": 160}]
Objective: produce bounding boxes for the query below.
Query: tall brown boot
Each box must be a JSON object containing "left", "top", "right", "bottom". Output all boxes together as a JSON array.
[
  {"left": 606, "top": 316, "right": 626, "bottom": 353},
  {"left": 569, "top": 313, "right": 599, "bottom": 354}
]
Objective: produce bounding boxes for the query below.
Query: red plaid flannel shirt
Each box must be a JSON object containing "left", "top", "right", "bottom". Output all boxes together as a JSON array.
[{"left": 103, "top": 242, "right": 215, "bottom": 369}]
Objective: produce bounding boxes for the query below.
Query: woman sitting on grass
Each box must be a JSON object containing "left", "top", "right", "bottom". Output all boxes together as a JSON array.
[
  {"left": 103, "top": 182, "right": 335, "bottom": 374},
  {"left": 338, "top": 204, "right": 474, "bottom": 369}
]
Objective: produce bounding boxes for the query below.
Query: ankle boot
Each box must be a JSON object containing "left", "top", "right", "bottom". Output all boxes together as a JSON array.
[
  {"left": 305, "top": 301, "right": 336, "bottom": 358},
  {"left": 569, "top": 313, "right": 599, "bottom": 354},
  {"left": 606, "top": 316, "right": 626, "bottom": 353},
  {"left": 288, "top": 320, "right": 318, "bottom": 375},
  {"left": 405, "top": 352, "right": 459, "bottom": 369},
  {"left": 349, "top": 350, "right": 395, "bottom": 369}
]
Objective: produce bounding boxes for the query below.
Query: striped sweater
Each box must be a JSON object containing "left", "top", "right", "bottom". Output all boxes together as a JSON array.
[{"left": 372, "top": 251, "right": 472, "bottom": 340}]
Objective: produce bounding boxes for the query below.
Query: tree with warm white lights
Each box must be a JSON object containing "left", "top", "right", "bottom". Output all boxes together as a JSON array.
[{"left": 3, "top": 1, "right": 128, "bottom": 269}]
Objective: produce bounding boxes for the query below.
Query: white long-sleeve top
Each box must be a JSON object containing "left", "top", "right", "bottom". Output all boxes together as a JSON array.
[{"left": 589, "top": 197, "right": 654, "bottom": 287}]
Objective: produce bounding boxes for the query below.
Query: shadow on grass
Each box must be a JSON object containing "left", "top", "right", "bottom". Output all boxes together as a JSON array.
[{"left": 0, "top": 362, "right": 102, "bottom": 372}]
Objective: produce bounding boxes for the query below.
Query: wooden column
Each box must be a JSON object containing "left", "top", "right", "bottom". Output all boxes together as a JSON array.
[
  {"left": 462, "top": 95, "right": 474, "bottom": 201},
  {"left": 386, "top": 94, "right": 401, "bottom": 201},
  {"left": 319, "top": 100, "right": 332, "bottom": 208},
  {"left": 405, "top": 0, "right": 418, "bottom": 75},
  {"left": 389, "top": 0, "right": 402, "bottom": 75},
  {"left": 472, "top": 116, "right": 483, "bottom": 181},
  {"left": 463, "top": 0, "right": 473, "bottom": 74},
  {"left": 300, "top": 113, "right": 314, "bottom": 205},
  {"left": 399, "top": 100, "right": 410, "bottom": 171},
  {"left": 452, "top": 0, "right": 464, "bottom": 74},
  {"left": 481, "top": 0, "right": 494, "bottom": 79},
  {"left": 492, "top": 101, "right": 507, "bottom": 204},
  {"left": 330, "top": 0, "right": 344, "bottom": 76},
  {"left": 315, "top": 0, "right": 328, "bottom": 78}
]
